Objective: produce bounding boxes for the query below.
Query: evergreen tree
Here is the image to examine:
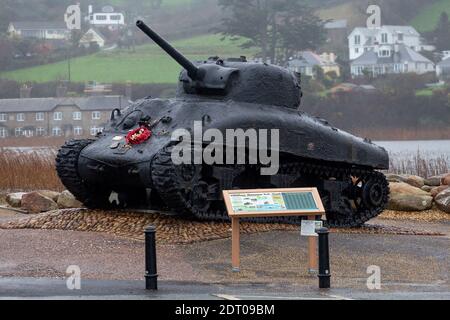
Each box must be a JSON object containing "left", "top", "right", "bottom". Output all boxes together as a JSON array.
[{"left": 217, "top": 0, "right": 325, "bottom": 64}]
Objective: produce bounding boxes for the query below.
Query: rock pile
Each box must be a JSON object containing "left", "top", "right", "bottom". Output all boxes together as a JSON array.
[
  {"left": 387, "top": 173, "right": 450, "bottom": 213},
  {"left": 5, "top": 190, "right": 80, "bottom": 213}
]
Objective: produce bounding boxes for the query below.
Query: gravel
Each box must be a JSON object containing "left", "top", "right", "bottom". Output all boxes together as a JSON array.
[{"left": 0, "top": 209, "right": 443, "bottom": 244}]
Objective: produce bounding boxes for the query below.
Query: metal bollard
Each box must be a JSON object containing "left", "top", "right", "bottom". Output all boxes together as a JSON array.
[
  {"left": 145, "top": 225, "right": 158, "bottom": 290},
  {"left": 316, "top": 227, "right": 331, "bottom": 289}
]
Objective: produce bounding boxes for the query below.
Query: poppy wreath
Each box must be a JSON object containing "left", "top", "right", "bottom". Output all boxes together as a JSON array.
[{"left": 126, "top": 126, "right": 152, "bottom": 145}]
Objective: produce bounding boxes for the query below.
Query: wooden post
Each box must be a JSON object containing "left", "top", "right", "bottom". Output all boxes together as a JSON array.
[
  {"left": 308, "top": 215, "right": 318, "bottom": 274},
  {"left": 231, "top": 217, "right": 240, "bottom": 272}
]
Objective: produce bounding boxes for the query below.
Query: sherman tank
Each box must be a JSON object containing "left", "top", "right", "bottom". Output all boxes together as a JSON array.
[{"left": 56, "top": 20, "right": 389, "bottom": 227}]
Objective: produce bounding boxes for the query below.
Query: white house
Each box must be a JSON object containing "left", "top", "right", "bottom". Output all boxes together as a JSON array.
[
  {"left": 287, "top": 52, "right": 340, "bottom": 78},
  {"left": 350, "top": 44, "right": 435, "bottom": 77},
  {"left": 86, "top": 5, "right": 125, "bottom": 29},
  {"left": 348, "top": 25, "right": 433, "bottom": 61},
  {"left": 8, "top": 21, "right": 69, "bottom": 40},
  {"left": 79, "top": 28, "right": 107, "bottom": 48}
]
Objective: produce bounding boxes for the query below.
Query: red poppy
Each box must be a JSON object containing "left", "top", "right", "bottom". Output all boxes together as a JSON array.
[{"left": 126, "top": 126, "right": 152, "bottom": 145}]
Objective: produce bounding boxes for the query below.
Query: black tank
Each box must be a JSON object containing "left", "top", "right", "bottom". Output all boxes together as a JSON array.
[{"left": 56, "top": 21, "right": 389, "bottom": 227}]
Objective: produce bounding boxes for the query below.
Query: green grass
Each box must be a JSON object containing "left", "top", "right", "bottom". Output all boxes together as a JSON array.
[
  {"left": 410, "top": 0, "right": 450, "bottom": 32},
  {"left": 416, "top": 88, "right": 434, "bottom": 96},
  {"left": 0, "top": 34, "right": 256, "bottom": 84}
]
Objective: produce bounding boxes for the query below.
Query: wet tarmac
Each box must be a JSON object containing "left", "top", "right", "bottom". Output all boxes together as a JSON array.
[{"left": 0, "top": 209, "right": 448, "bottom": 300}]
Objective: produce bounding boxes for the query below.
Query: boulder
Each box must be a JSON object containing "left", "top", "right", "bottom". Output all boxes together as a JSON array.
[
  {"left": 37, "top": 190, "right": 60, "bottom": 202},
  {"left": 404, "top": 175, "right": 425, "bottom": 188},
  {"left": 424, "top": 176, "right": 442, "bottom": 187},
  {"left": 386, "top": 174, "right": 425, "bottom": 188},
  {"left": 385, "top": 174, "right": 407, "bottom": 183},
  {"left": 431, "top": 186, "right": 449, "bottom": 198},
  {"left": 421, "top": 186, "right": 433, "bottom": 193},
  {"left": 388, "top": 194, "right": 433, "bottom": 212},
  {"left": 389, "top": 182, "right": 430, "bottom": 196},
  {"left": 442, "top": 173, "right": 450, "bottom": 186},
  {"left": 6, "top": 193, "right": 26, "bottom": 208},
  {"left": 21, "top": 192, "right": 58, "bottom": 214},
  {"left": 57, "top": 190, "right": 82, "bottom": 209},
  {"left": 435, "top": 189, "right": 450, "bottom": 213}
]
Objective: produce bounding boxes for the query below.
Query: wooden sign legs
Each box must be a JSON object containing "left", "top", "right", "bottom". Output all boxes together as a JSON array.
[
  {"left": 231, "top": 215, "right": 319, "bottom": 274},
  {"left": 307, "top": 215, "right": 319, "bottom": 273},
  {"left": 231, "top": 217, "right": 240, "bottom": 272}
]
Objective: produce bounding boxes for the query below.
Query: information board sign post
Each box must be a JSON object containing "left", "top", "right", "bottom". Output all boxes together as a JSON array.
[{"left": 223, "top": 188, "right": 326, "bottom": 274}]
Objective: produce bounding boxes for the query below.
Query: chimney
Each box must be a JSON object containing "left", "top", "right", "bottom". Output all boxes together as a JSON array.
[
  {"left": 56, "top": 85, "right": 68, "bottom": 98},
  {"left": 20, "top": 85, "right": 32, "bottom": 99},
  {"left": 125, "top": 81, "right": 132, "bottom": 101},
  {"left": 88, "top": 5, "right": 93, "bottom": 15}
]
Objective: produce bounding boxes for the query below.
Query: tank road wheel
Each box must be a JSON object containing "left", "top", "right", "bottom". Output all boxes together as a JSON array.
[
  {"left": 325, "top": 170, "right": 389, "bottom": 228},
  {"left": 56, "top": 139, "right": 112, "bottom": 209}
]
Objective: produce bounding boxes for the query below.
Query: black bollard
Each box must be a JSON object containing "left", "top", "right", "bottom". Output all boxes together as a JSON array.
[
  {"left": 316, "top": 227, "right": 331, "bottom": 289},
  {"left": 145, "top": 225, "right": 158, "bottom": 290}
]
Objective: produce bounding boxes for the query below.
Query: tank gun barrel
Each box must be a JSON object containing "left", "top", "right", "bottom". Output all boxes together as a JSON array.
[{"left": 136, "top": 20, "right": 200, "bottom": 80}]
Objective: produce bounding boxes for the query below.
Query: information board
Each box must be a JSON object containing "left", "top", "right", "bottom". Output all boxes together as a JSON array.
[{"left": 223, "top": 188, "right": 325, "bottom": 218}]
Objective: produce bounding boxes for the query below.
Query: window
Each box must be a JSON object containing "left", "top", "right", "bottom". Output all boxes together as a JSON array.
[
  {"left": 52, "top": 127, "right": 62, "bottom": 136},
  {"left": 54, "top": 112, "right": 63, "bottom": 121},
  {"left": 0, "top": 113, "right": 7, "bottom": 122},
  {"left": 36, "top": 127, "right": 46, "bottom": 136},
  {"left": 380, "top": 50, "right": 390, "bottom": 57},
  {"left": 0, "top": 127, "right": 7, "bottom": 138},
  {"left": 381, "top": 33, "right": 388, "bottom": 43},
  {"left": 36, "top": 112, "right": 44, "bottom": 121},
  {"left": 17, "top": 113, "right": 25, "bottom": 122},
  {"left": 74, "top": 127, "right": 83, "bottom": 136},
  {"left": 398, "top": 33, "right": 404, "bottom": 41},
  {"left": 110, "top": 15, "right": 121, "bottom": 21},
  {"left": 23, "top": 129, "right": 34, "bottom": 138},
  {"left": 15, "top": 127, "right": 23, "bottom": 137},
  {"left": 354, "top": 35, "right": 361, "bottom": 45},
  {"left": 73, "top": 112, "right": 82, "bottom": 121},
  {"left": 96, "top": 15, "right": 107, "bottom": 21},
  {"left": 90, "top": 126, "right": 103, "bottom": 136},
  {"left": 92, "top": 111, "right": 101, "bottom": 120}
]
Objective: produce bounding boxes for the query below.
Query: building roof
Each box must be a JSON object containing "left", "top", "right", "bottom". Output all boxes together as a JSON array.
[
  {"left": 324, "top": 19, "right": 348, "bottom": 29},
  {"left": 349, "top": 25, "right": 420, "bottom": 38},
  {"left": 80, "top": 28, "right": 107, "bottom": 42},
  {"left": 351, "top": 44, "right": 433, "bottom": 65},
  {"left": 0, "top": 96, "right": 125, "bottom": 113},
  {"left": 9, "top": 21, "right": 67, "bottom": 31},
  {"left": 288, "top": 52, "right": 337, "bottom": 68},
  {"left": 383, "top": 25, "right": 420, "bottom": 37}
]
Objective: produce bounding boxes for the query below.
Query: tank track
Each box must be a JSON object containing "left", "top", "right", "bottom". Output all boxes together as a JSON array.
[
  {"left": 56, "top": 139, "right": 111, "bottom": 209},
  {"left": 151, "top": 146, "right": 389, "bottom": 228}
]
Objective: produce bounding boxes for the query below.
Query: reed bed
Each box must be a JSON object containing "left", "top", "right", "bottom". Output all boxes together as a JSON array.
[
  {"left": 0, "top": 147, "right": 63, "bottom": 192},
  {"left": 387, "top": 150, "right": 449, "bottom": 178},
  {"left": 0, "top": 145, "right": 448, "bottom": 193}
]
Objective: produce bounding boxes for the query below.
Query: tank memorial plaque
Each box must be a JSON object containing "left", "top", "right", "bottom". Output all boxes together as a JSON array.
[{"left": 223, "top": 188, "right": 325, "bottom": 273}]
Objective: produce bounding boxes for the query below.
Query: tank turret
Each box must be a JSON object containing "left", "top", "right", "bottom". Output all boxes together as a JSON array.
[{"left": 136, "top": 20, "right": 301, "bottom": 109}]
